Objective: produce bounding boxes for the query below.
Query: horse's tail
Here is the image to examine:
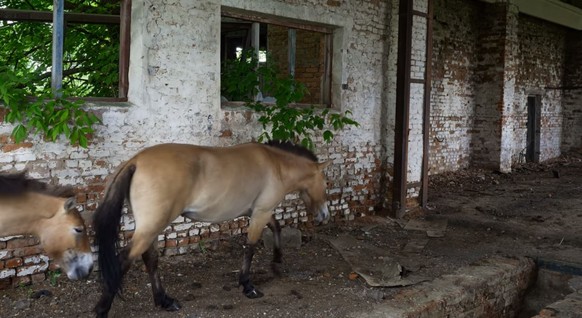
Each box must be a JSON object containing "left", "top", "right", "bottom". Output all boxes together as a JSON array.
[{"left": 93, "top": 161, "right": 137, "bottom": 296}]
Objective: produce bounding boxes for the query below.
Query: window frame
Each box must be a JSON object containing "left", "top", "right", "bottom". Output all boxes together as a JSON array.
[
  {"left": 0, "top": 0, "right": 131, "bottom": 101},
  {"left": 221, "top": 7, "right": 334, "bottom": 108}
]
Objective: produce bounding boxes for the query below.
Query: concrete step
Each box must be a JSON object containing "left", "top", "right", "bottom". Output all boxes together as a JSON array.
[{"left": 350, "top": 256, "right": 535, "bottom": 318}]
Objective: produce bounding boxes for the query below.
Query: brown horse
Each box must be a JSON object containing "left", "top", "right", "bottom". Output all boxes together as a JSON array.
[
  {"left": 93, "top": 140, "right": 330, "bottom": 317},
  {"left": 0, "top": 171, "right": 93, "bottom": 280}
]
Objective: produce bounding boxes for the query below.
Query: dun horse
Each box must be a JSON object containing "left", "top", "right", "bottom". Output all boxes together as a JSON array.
[
  {"left": 93, "top": 141, "right": 331, "bottom": 317},
  {"left": 0, "top": 171, "right": 93, "bottom": 280}
]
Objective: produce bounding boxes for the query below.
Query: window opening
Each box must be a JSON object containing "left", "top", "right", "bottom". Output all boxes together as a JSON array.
[
  {"left": 221, "top": 10, "right": 332, "bottom": 106},
  {"left": 0, "top": 0, "right": 130, "bottom": 100}
]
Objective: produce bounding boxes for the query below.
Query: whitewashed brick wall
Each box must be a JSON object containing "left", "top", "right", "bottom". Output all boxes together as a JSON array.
[{"left": 430, "top": 0, "right": 581, "bottom": 174}]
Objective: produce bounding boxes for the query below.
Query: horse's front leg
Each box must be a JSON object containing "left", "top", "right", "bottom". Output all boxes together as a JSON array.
[
  {"left": 239, "top": 212, "right": 272, "bottom": 298},
  {"left": 142, "top": 243, "right": 181, "bottom": 311},
  {"left": 239, "top": 243, "right": 263, "bottom": 298},
  {"left": 267, "top": 216, "right": 282, "bottom": 276},
  {"left": 94, "top": 248, "right": 132, "bottom": 318}
]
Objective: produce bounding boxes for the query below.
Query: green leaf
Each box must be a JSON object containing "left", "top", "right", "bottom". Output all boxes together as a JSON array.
[
  {"left": 323, "top": 130, "right": 333, "bottom": 142},
  {"left": 12, "top": 125, "right": 27, "bottom": 144},
  {"left": 78, "top": 134, "right": 88, "bottom": 148}
]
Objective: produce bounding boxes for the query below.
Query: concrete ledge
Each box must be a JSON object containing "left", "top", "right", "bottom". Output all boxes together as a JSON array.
[
  {"left": 352, "top": 256, "right": 536, "bottom": 318},
  {"left": 532, "top": 291, "right": 582, "bottom": 317}
]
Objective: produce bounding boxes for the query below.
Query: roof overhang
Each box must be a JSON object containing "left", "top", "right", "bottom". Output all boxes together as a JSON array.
[{"left": 481, "top": 0, "right": 582, "bottom": 30}]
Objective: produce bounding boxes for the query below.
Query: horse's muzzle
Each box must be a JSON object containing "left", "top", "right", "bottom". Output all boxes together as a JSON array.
[
  {"left": 315, "top": 205, "right": 330, "bottom": 225},
  {"left": 64, "top": 252, "right": 94, "bottom": 280}
]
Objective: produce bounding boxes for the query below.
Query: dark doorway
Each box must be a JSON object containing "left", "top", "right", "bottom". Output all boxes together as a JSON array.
[{"left": 526, "top": 95, "right": 541, "bottom": 163}]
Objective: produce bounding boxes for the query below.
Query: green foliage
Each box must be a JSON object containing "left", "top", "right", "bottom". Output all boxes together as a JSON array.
[
  {"left": 221, "top": 50, "right": 261, "bottom": 102},
  {"left": 198, "top": 240, "right": 207, "bottom": 254},
  {"left": 1, "top": 67, "right": 102, "bottom": 148},
  {"left": 48, "top": 269, "right": 61, "bottom": 287},
  {"left": 221, "top": 49, "right": 359, "bottom": 150},
  {"left": 249, "top": 102, "right": 359, "bottom": 150},
  {"left": 0, "top": 1, "right": 113, "bottom": 146},
  {"left": 0, "top": 0, "right": 120, "bottom": 97}
]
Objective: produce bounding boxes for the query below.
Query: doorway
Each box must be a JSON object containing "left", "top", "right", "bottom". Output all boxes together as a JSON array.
[{"left": 526, "top": 95, "right": 541, "bottom": 163}]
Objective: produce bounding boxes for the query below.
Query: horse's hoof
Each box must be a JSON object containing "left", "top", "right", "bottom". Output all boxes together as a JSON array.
[
  {"left": 160, "top": 296, "right": 182, "bottom": 311},
  {"left": 94, "top": 305, "right": 110, "bottom": 318},
  {"left": 94, "top": 311, "right": 108, "bottom": 318},
  {"left": 245, "top": 288, "right": 264, "bottom": 299},
  {"left": 163, "top": 300, "right": 182, "bottom": 311}
]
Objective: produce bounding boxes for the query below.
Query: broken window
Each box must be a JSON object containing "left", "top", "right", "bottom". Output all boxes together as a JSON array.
[
  {"left": 0, "top": 0, "right": 130, "bottom": 100},
  {"left": 220, "top": 8, "right": 333, "bottom": 107}
]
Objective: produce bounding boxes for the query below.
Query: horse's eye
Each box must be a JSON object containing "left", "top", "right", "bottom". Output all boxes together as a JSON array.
[{"left": 73, "top": 227, "right": 84, "bottom": 234}]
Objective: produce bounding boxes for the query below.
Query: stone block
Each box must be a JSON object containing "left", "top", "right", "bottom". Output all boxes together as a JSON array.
[{"left": 262, "top": 227, "right": 302, "bottom": 249}]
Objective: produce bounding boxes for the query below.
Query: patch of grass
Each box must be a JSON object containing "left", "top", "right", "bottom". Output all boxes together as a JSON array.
[{"left": 48, "top": 269, "right": 62, "bottom": 287}]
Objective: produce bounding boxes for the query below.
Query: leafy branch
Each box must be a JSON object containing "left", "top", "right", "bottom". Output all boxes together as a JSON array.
[
  {"left": 0, "top": 67, "right": 102, "bottom": 148},
  {"left": 221, "top": 49, "right": 359, "bottom": 150},
  {"left": 249, "top": 102, "right": 359, "bottom": 150}
]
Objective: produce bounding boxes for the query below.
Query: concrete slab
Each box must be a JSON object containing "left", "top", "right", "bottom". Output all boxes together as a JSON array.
[
  {"left": 350, "top": 256, "right": 536, "bottom": 318},
  {"left": 262, "top": 226, "right": 302, "bottom": 249},
  {"left": 323, "top": 234, "right": 429, "bottom": 287}
]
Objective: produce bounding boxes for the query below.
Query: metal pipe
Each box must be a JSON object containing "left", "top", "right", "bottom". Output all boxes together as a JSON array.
[{"left": 52, "top": 0, "right": 64, "bottom": 97}]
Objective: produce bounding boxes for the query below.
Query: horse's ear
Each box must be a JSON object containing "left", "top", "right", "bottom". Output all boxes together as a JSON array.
[
  {"left": 318, "top": 160, "right": 331, "bottom": 171},
  {"left": 64, "top": 197, "right": 78, "bottom": 212}
]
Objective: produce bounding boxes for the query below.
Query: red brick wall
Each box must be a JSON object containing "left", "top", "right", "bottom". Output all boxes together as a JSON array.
[
  {"left": 562, "top": 29, "right": 582, "bottom": 152},
  {"left": 267, "top": 25, "right": 326, "bottom": 104},
  {"left": 431, "top": 0, "right": 578, "bottom": 172}
]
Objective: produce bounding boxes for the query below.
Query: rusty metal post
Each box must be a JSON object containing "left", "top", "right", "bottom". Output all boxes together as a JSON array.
[
  {"left": 392, "top": 0, "right": 413, "bottom": 218},
  {"left": 421, "top": 0, "right": 434, "bottom": 208}
]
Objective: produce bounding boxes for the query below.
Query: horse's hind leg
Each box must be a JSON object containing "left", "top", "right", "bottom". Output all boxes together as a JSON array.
[
  {"left": 142, "top": 243, "right": 181, "bottom": 311},
  {"left": 267, "top": 216, "right": 282, "bottom": 276},
  {"left": 95, "top": 247, "right": 132, "bottom": 318}
]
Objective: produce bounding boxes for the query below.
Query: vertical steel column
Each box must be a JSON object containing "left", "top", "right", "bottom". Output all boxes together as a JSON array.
[
  {"left": 52, "top": 0, "right": 64, "bottom": 97},
  {"left": 251, "top": 22, "right": 260, "bottom": 57},
  {"left": 288, "top": 29, "right": 296, "bottom": 77},
  {"left": 119, "top": 0, "right": 131, "bottom": 99},
  {"left": 392, "top": 0, "right": 414, "bottom": 218},
  {"left": 420, "top": 0, "right": 434, "bottom": 208}
]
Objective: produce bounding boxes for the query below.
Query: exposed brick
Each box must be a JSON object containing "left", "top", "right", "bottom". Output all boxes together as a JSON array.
[
  {"left": 76, "top": 193, "right": 88, "bottom": 203},
  {"left": 165, "top": 239, "right": 177, "bottom": 248},
  {"left": 48, "top": 262, "right": 59, "bottom": 272},
  {"left": 11, "top": 276, "right": 31, "bottom": 287},
  {"left": 12, "top": 246, "right": 43, "bottom": 258},
  {"left": 0, "top": 134, "right": 10, "bottom": 144},
  {"left": 5, "top": 258, "right": 23, "bottom": 269},
  {"left": 219, "top": 129, "right": 233, "bottom": 137},
  {"left": 6, "top": 237, "right": 38, "bottom": 249},
  {"left": 2, "top": 142, "right": 34, "bottom": 152},
  {"left": 31, "top": 273, "right": 46, "bottom": 283}
]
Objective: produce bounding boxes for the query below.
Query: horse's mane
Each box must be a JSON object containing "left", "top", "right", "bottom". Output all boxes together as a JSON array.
[
  {"left": 264, "top": 140, "right": 318, "bottom": 162},
  {"left": 0, "top": 171, "right": 75, "bottom": 198}
]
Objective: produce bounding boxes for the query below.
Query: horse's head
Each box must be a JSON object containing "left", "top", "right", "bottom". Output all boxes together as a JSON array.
[
  {"left": 300, "top": 161, "right": 331, "bottom": 225},
  {"left": 40, "top": 197, "right": 93, "bottom": 280}
]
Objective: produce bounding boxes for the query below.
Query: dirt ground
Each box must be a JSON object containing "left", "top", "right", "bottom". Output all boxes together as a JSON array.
[{"left": 3, "top": 152, "right": 582, "bottom": 318}]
